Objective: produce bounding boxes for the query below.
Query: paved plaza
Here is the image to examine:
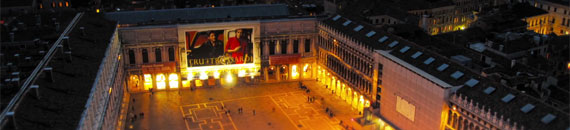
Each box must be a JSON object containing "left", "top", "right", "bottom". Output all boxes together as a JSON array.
[{"left": 124, "top": 81, "right": 362, "bottom": 130}]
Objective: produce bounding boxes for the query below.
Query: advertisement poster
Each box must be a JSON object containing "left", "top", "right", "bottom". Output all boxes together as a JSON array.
[{"left": 186, "top": 28, "right": 254, "bottom": 66}]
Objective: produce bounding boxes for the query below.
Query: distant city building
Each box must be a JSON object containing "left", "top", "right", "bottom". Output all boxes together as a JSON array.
[
  {"left": 319, "top": 14, "right": 569, "bottom": 130},
  {"left": 526, "top": 0, "right": 570, "bottom": 35}
]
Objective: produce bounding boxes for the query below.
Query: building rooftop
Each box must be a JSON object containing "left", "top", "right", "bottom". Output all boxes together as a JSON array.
[
  {"left": 0, "top": 10, "right": 78, "bottom": 111},
  {"left": 341, "top": 0, "right": 419, "bottom": 23},
  {"left": 321, "top": 14, "right": 569, "bottom": 130},
  {"left": 5, "top": 13, "right": 117, "bottom": 130},
  {"left": 104, "top": 4, "right": 289, "bottom": 24},
  {"left": 0, "top": 0, "right": 34, "bottom": 8}
]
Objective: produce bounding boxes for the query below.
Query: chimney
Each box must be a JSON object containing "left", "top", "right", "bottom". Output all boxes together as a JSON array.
[
  {"left": 499, "top": 44, "right": 504, "bottom": 52},
  {"left": 422, "top": 15, "right": 429, "bottom": 32},
  {"left": 9, "top": 32, "right": 15, "bottom": 42},
  {"left": 43, "top": 67, "right": 54, "bottom": 82},
  {"left": 55, "top": 22, "right": 60, "bottom": 32},
  {"left": 511, "top": 59, "right": 516, "bottom": 68},
  {"left": 62, "top": 36, "right": 71, "bottom": 51},
  {"left": 80, "top": 27, "right": 86, "bottom": 36},
  {"left": 36, "top": 15, "right": 41, "bottom": 26}
]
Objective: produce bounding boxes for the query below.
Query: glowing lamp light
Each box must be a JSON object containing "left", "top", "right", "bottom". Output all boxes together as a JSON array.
[
  {"left": 169, "top": 73, "right": 179, "bottom": 88},
  {"left": 199, "top": 71, "right": 208, "bottom": 80},
  {"left": 460, "top": 26, "right": 465, "bottom": 30},
  {"left": 213, "top": 71, "right": 220, "bottom": 79},
  {"left": 453, "top": 105, "right": 457, "bottom": 111},
  {"left": 156, "top": 74, "right": 166, "bottom": 89},
  {"left": 144, "top": 74, "right": 152, "bottom": 82},
  {"left": 567, "top": 62, "right": 570, "bottom": 70},
  {"left": 226, "top": 73, "right": 233, "bottom": 83},
  {"left": 187, "top": 73, "right": 194, "bottom": 80},
  {"left": 96, "top": 9, "right": 100, "bottom": 13},
  {"left": 238, "top": 70, "right": 246, "bottom": 77},
  {"left": 303, "top": 64, "right": 309, "bottom": 72}
]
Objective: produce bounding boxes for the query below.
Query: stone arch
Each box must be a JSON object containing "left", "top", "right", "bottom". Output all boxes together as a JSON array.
[
  {"left": 452, "top": 113, "right": 458, "bottom": 128},
  {"left": 447, "top": 110, "right": 452, "bottom": 125},
  {"left": 457, "top": 116, "right": 463, "bottom": 130},
  {"left": 463, "top": 119, "right": 469, "bottom": 130}
]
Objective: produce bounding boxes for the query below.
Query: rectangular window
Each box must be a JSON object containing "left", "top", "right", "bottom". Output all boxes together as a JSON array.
[
  {"left": 128, "top": 49, "right": 135, "bottom": 64},
  {"left": 281, "top": 40, "right": 288, "bottom": 54},
  {"left": 305, "top": 39, "right": 311, "bottom": 52},
  {"left": 155, "top": 48, "right": 162, "bottom": 62},
  {"left": 269, "top": 40, "right": 276, "bottom": 55},
  {"left": 293, "top": 40, "right": 299, "bottom": 53},
  {"left": 142, "top": 49, "right": 149, "bottom": 63},
  {"left": 396, "top": 96, "right": 416, "bottom": 121},
  {"left": 168, "top": 47, "right": 175, "bottom": 61}
]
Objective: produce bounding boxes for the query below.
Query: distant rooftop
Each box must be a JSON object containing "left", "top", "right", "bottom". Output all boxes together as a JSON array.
[
  {"left": 8, "top": 13, "right": 117, "bottom": 130},
  {"left": 104, "top": 4, "right": 289, "bottom": 24}
]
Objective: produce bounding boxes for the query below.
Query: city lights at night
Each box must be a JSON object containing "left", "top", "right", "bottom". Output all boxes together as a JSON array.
[{"left": 0, "top": 0, "right": 568, "bottom": 130}]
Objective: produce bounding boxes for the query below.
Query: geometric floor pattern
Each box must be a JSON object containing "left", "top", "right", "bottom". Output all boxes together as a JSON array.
[
  {"left": 180, "top": 102, "right": 237, "bottom": 130},
  {"left": 271, "top": 92, "right": 342, "bottom": 130},
  {"left": 180, "top": 91, "right": 342, "bottom": 130}
]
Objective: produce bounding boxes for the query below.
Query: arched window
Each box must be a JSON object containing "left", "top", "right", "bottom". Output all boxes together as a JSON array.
[
  {"left": 128, "top": 49, "right": 136, "bottom": 64},
  {"left": 155, "top": 48, "right": 162, "bottom": 62},
  {"left": 168, "top": 47, "right": 175, "bottom": 61},
  {"left": 142, "top": 49, "right": 149, "bottom": 63}
]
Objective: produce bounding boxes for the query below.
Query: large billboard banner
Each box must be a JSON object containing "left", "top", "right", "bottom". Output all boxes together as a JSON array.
[{"left": 185, "top": 28, "right": 254, "bottom": 66}]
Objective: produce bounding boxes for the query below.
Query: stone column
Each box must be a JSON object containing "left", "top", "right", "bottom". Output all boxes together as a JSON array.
[
  {"left": 263, "top": 67, "right": 269, "bottom": 81},
  {"left": 276, "top": 66, "right": 281, "bottom": 81}
]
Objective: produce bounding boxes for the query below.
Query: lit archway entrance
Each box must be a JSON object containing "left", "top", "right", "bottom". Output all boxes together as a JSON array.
[
  {"left": 143, "top": 74, "right": 153, "bottom": 90},
  {"left": 169, "top": 73, "right": 179, "bottom": 89},
  {"left": 156, "top": 74, "right": 166, "bottom": 90}
]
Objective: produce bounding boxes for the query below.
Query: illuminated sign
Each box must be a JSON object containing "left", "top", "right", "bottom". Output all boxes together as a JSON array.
[{"left": 186, "top": 28, "right": 254, "bottom": 66}]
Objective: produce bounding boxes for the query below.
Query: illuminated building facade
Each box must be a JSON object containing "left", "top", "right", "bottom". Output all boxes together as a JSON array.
[
  {"left": 527, "top": 0, "right": 570, "bottom": 35},
  {"left": 318, "top": 15, "right": 385, "bottom": 126},
  {"left": 336, "top": 0, "right": 508, "bottom": 35},
  {"left": 105, "top": 5, "right": 318, "bottom": 92},
  {"left": 260, "top": 18, "right": 318, "bottom": 82},
  {"left": 320, "top": 14, "right": 569, "bottom": 130}
]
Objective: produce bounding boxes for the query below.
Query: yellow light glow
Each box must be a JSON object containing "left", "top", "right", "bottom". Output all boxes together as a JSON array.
[
  {"left": 182, "top": 80, "right": 190, "bottom": 88},
  {"left": 199, "top": 71, "right": 208, "bottom": 80},
  {"left": 453, "top": 105, "right": 457, "bottom": 111},
  {"left": 568, "top": 62, "right": 570, "bottom": 69},
  {"left": 238, "top": 70, "right": 246, "bottom": 77},
  {"left": 460, "top": 26, "right": 465, "bottom": 30},
  {"left": 291, "top": 65, "right": 299, "bottom": 79},
  {"left": 108, "top": 87, "right": 112, "bottom": 94},
  {"left": 303, "top": 64, "right": 309, "bottom": 72},
  {"left": 213, "top": 71, "right": 220, "bottom": 79},
  {"left": 187, "top": 73, "right": 194, "bottom": 80},
  {"left": 226, "top": 73, "right": 233, "bottom": 83},
  {"left": 365, "top": 100, "right": 370, "bottom": 107},
  {"left": 65, "top": 2, "right": 69, "bottom": 7},
  {"left": 169, "top": 73, "right": 179, "bottom": 89},
  {"left": 96, "top": 9, "right": 100, "bottom": 13},
  {"left": 143, "top": 74, "right": 152, "bottom": 90},
  {"left": 156, "top": 74, "right": 166, "bottom": 90}
]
